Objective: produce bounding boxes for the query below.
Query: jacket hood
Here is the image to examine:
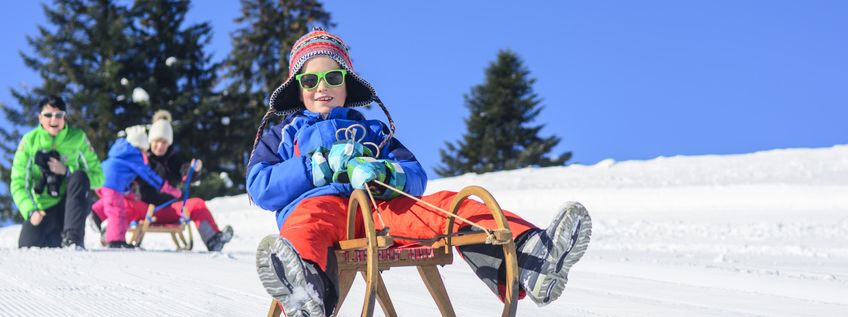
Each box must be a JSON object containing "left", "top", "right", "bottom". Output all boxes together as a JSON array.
[{"left": 108, "top": 138, "right": 144, "bottom": 162}]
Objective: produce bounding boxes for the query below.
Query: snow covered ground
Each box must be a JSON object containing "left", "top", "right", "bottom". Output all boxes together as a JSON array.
[{"left": 1, "top": 145, "right": 847, "bottom": 316}]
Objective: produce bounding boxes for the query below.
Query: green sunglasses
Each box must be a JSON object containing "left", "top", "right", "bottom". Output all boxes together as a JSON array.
[{"left": 295, "top": 69, "right": 348, "bottom": 90}]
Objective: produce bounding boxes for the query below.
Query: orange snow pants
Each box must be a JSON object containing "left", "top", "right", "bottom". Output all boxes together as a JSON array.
[{"left": 279, "top": 190, "right": 537, "bottom": 271}]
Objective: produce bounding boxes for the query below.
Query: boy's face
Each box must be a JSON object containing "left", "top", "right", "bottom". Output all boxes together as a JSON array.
[
  {"left": 299, "top": 56, "right": 347, "bottom": 114},
  {"left": 39, "top": 104, "right": 66, "bottom": 136}
]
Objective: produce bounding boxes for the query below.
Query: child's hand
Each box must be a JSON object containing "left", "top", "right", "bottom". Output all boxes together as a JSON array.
[
  {"left": 346, "top": 157, "right": 386, "bottom": 190},
  {"left": 328, "top": 140, "right": 373, "bottom": 177},
  {"left": 191, "top": 159, "right": 203, "bottom": 172},
  {"left": 347, "top": 158, "right": 407, "bottom": 199},
  {"left": 309, "top": 147, "right": 333, "bottom": 187}
]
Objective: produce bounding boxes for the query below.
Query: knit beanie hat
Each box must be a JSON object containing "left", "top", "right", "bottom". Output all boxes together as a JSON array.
[
  {"left": 269, "top": 27, "right": 377, "bottom": 115},
  {"left": 148, "top": 110, "right": 174, "bottom": 144},
  {"left": 253, "top": 27, "right": 396, "bottom": 158},
  {"left": 125, "top": 125, "right": 149, "bottom": 151}
]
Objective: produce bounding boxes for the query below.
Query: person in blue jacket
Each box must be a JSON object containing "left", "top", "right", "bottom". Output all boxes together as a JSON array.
[
  {"left": 249, "top": 28, "right": 593, "bottom": 316},
  {"left": 97, "top": 125, "right": 181, "bottom": 248}
]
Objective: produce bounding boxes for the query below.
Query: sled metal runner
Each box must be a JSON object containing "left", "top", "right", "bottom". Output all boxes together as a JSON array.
[
  {"left": 127, "top": 160, "right": 198, "bottom": 251},
  {"left": 268, "top": 185, "right": 519, "bottom": 317}
]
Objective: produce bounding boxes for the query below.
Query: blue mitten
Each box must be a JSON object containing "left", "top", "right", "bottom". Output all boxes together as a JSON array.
[
  {"left": 328, "top": 140, "right": 373, "bottom": 182},
  {"left": 309, "top": 147, "right": 333, "bottom": 187},
  {"left": 346, "top": 157, "right": 406, "bottom": 200}
]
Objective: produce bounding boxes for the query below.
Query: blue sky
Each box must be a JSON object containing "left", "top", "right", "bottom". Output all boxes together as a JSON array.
[{"left": 2, "top": 1, "right": 846, "bottom": 177}]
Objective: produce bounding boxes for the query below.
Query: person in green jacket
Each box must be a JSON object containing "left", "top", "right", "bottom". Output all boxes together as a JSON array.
[{"left": 10, "top": 95, "right": 104, "bottom": 248}]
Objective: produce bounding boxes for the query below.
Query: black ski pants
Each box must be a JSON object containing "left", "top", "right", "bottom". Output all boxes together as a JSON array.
[{"left": 18, "top": 171, "right": 91, "bottom": 248}]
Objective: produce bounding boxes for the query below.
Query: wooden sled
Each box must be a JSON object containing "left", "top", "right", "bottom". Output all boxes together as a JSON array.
[
  {"left": 268, "top": 186, "right": 519, "bottom": 317},
  {"left": 127, "top": 203, "right": 194, "bottom": 251},
  {"left": 127, "top": 160, "right": 198, "bottom": 251}
]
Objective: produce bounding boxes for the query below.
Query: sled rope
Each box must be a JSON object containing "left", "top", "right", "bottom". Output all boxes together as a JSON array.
[
  {"left": 364, "top": 186, "right": 475, "bottom": 243},
  {"left": 364, "top": 185, "right": 388, "bottom": 230},
  {"left": 372, "top": 180, "right": 493, "bottom": 235}
]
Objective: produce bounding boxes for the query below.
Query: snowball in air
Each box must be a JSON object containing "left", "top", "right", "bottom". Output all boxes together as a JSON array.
[
  {"left": 219, "top": 172, "right": 233, "bottom": 188},
  {"left": 132, "top": 87, "right": 150, "bottom": 104}
]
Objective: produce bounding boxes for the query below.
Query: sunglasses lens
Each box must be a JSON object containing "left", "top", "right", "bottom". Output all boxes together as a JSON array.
[
  {"left": 325, "top": 71, "right": 345, "bottom": 86},
  {"left": 299, "top": 74, "right": 319, "bottom": 89},
  {"left": 42, "top": 112, "right": 65, "bottom": 119}
]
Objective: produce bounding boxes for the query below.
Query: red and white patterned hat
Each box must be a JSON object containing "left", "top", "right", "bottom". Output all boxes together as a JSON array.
[{"left": 268, "top": 27, "right": 377, "bottom": 115}]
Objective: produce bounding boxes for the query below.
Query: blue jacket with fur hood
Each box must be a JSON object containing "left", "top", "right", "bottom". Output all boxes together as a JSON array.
[{"left": 247, "top": 108, "right": 428, "bottom": 229}]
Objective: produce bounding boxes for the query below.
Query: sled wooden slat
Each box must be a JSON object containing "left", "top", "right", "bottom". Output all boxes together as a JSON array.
[
  {"left": 418, "top": 265, "right": 456, "bottom": 317},
  {"left": 269, "top": 186, "right": 518, "bottom": 317},
  {"left": 336, "top": 236, "right": 394, "bottom": 251},
  {"left": 267, "top": 299, "right": 283, "bottom": 317},
  {"left": 141, "top": 223, "right": 182, "bottom": 231},
  {"left": 336, "top": 245, "right": 453, "bottom": 272},
  {"left": 430, "top": 231, "right": 497, "bottom": 248}
]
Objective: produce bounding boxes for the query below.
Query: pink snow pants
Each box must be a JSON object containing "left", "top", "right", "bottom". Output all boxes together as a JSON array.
[{"left": 93, "top": 188, "right": 220, "bottom": 243}]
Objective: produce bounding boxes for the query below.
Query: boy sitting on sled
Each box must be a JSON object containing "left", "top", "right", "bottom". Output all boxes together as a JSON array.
[{"left": 247, "top": 28, "right": 592, "bottom": 316}]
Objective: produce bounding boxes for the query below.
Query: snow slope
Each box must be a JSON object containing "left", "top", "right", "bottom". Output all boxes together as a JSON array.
[{"left": 1, "top": 145, "right": 847, "bottom": 316}]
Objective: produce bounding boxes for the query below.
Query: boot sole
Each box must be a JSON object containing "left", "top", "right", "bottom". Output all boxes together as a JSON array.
[
  {"left": 221, "top": 226, "right": 234, "bottom": 243},
  {"left": 255, "top": 235, "right": 324, "bottom": 317},
  {"left": 528, "top": 202, "right": 593, "bottom": 305}
]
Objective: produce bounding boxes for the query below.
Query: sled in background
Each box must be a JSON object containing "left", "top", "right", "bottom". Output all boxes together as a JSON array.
[
  {"left": 268, "top": 185, "right": 519, "bottom": 317},
  {"left": 127, "top": 199, "right": 194, "bottom": 250},
  {"left": 127, "top": 160, "right": 198, "bottom": 251}
]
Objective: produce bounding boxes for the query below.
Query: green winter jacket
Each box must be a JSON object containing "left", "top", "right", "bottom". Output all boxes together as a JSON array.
[{"left": 10, "top": 125, "right": 104, "bottom": 220}]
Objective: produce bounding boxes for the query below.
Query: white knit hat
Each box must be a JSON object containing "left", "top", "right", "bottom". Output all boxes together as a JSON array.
[
  {"left": 148, "top": 110, "right": 173, "bottom": 144},
  {"left": 125, "top": 125, "right": 149, "bottom": 151}
]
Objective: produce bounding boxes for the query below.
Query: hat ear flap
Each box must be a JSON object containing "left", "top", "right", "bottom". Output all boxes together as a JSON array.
[{"left": 344, "top": 77, "right": 369, "bottom": 107}]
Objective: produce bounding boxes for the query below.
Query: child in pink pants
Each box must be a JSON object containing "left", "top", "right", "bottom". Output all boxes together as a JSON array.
[{"left": 97, "top": 126, "right": 181, "bottom": 248}]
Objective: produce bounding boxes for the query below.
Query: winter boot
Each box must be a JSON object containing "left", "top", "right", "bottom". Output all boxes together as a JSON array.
[
  {"left": 98, "top": 222, "right": 108, "bottom": 247},
  {"left": 255, "top": 235, "right": 325, "bottom": 317},
  {"left": 206, "top": 225, "right": 234, "bottom": 252},
  {"left": 517, "top": 201, "right": 592, "bottom": 305},
  {"left": 87, "top": 207, "right": 108, "bottom": 246},
  {"left": 61, "top": 231, "right": 85, "bottom": 250},
  {"left": 88, "top": 212, "right": 103, "bottom": 233},
  {"left": 108, "top": 240, "right": 136, "bottom": 249}
]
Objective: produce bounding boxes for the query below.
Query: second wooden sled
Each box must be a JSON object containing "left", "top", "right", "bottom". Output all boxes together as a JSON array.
[
  {"left": 127, "top": 201, "right": 194, "bottom": 250},
  {"left": 127, "top": 160, "right": 199, "bottom": 251}
]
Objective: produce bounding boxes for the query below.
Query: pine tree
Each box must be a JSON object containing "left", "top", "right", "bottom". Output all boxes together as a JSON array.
[
  {"left": 0, "top": 100, "right": 18, "bottom": 221},
  {"left": 219, "top": 0, "right": 333, "bottom": 191},
  {"left": 0, "top": 0, "right": 229, "bottom": 220},
  {"left": 435, "top": 50, "right": 572, "bottom": 177},
  {"left": 126, "top": 0, "right": 228, "bottom": 199},
  {"left": 1, "top": 0, "right": 136, "bottom": 221}
]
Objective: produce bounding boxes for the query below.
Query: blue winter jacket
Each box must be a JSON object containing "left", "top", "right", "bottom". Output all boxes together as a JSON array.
[
  {"left": 102, "top": 138, "right": 165, "bottom": 193},
  {"left": 247, "top": 108, "right": 428, "bottom": 229}
]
